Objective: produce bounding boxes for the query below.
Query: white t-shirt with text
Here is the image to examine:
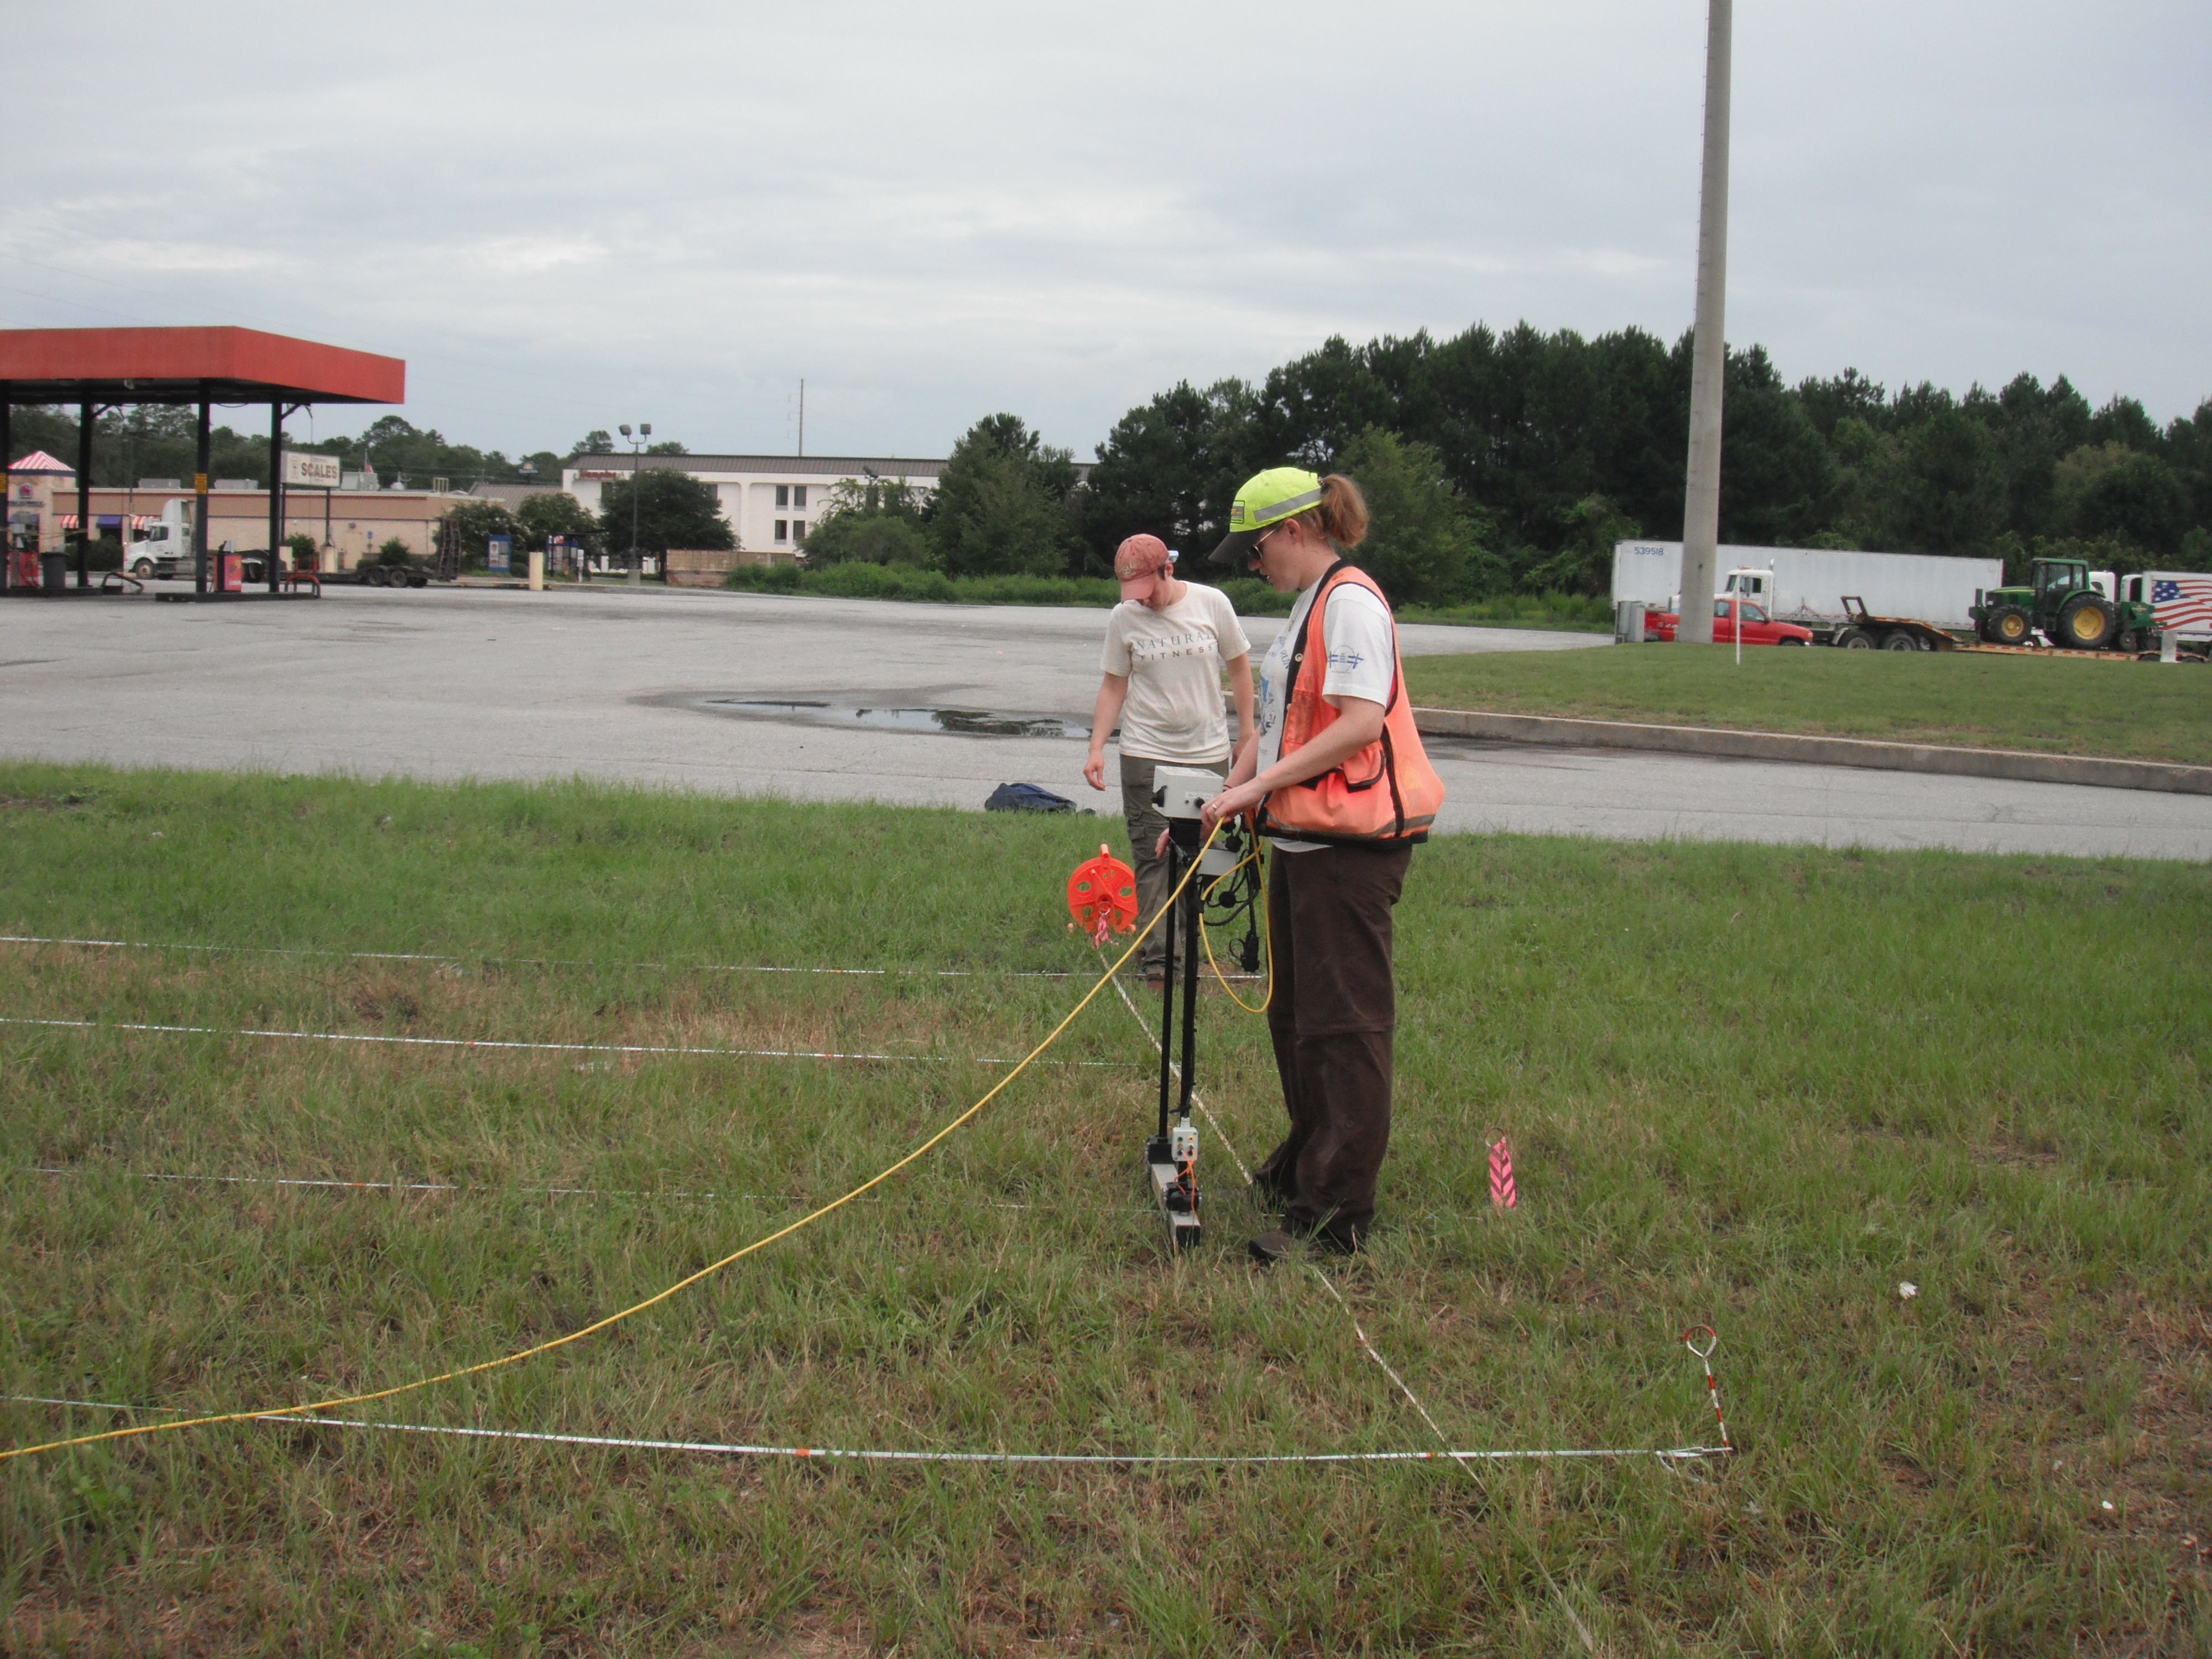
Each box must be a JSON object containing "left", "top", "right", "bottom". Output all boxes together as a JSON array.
[
  {"left": 1099, "top": 583, "right": 1252, "bottom": 764},
  {"left": 1254, "top": 576, "right": 1396, "bottom": 851}
]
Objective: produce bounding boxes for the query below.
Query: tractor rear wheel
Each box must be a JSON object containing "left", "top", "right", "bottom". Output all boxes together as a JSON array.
[
  {"left": 1987, "top": 606, "right": 2032, "bottom": 645},
  {"left": 2058, "top": 596, "right": 2116, "bottom": 650}
]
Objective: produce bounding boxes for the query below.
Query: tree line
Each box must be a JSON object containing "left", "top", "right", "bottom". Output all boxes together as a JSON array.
[
  {"left": 1, "top": 410, "right": 673, "bottom": 498},
  {"left": 807, "top": 324, "right": 2212, "bottom": 601},
  {"left": 16, "top": 322, "right": 2208, "bottom": 597}
]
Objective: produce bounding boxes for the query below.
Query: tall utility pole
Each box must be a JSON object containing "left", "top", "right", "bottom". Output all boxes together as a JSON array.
[
  {"left": 797, "top": 379, "right": 805, "bottom": 458},
  {"left": 619, "top": 421, "right": 650, "bottom": 585},
  {"left": 1677, "top": 0, "right": 1732, "bottom": 646}
]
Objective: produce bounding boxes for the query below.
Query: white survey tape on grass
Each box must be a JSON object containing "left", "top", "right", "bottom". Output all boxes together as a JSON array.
[
  {"left": 0, "top": 1015, "right": 1126, "bottom": 1068},
  {"left": 29, "top": 1166, "right": 1034, "bottom": 1211},
  {"left": 0, "top": 932, "right": 1263, "bottom": 984},
  {"left": 1, "top": 1397, "right": 1731, "bottom": 1468},
  {"left": 7, "top": 929, "right": 1738, "bottom": 1477}
]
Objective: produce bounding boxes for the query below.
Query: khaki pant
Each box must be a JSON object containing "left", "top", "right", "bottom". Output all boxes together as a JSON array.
[
  {"left": 1254, "top": 841, "right": 1413, "bottom": 1248},
  {"left": 1118, "top": 754, "right": 1227, "bottom": 978}
]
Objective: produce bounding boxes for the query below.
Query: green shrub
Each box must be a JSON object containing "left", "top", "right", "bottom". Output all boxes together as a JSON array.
[
  {"left": 722, "top": 561, "right": 802, "bottom": 593},
  {"left": 1215, "top": 577, "right": 1293, "bottom": 616},
  {"left": 1400, "top": 589, "right": 1613, "bottom": 628},
  {"left": 713, "top": 565, "right": 1609, "bottom": 626},
  {"left": 810, "top": 562, "right": 957, "bottom": 602}
]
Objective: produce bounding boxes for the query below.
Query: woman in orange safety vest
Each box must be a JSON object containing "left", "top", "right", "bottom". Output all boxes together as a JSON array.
[{"left": 1199, "top": 466, "right": 1444, "bottom": 1261}]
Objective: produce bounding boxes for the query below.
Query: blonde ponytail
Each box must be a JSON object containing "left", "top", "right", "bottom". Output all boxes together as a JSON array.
[{"left": 1298, "top": 473, "right": 1368, "bottom": 549}]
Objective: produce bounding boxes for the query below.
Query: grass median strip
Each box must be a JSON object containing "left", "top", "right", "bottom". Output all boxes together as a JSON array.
[
  {"left": 1407, "top": 643, "right": 2212, "bottom": 765},
  {"left": 2, "top": 763, "right": 2206, "bottom": 1653}
]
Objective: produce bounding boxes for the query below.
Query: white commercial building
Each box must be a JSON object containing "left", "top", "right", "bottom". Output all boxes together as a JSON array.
[{"left": 560, "top": 453, "right": 946, "bottom": 554}]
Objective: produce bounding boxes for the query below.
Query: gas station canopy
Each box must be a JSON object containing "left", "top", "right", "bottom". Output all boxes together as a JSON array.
[{"left": 0, "top": 326, "right": 404, "bottom": 406}]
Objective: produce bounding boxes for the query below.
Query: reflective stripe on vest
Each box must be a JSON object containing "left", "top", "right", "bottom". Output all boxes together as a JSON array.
[{"left": 1255, "top": 563, "right": 1446, "bottom": 846}]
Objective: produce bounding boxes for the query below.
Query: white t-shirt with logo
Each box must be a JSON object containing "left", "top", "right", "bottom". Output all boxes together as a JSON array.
[
  {"left": 1254, "top": 576, "right": 1397, "bottom": 851},
  {"left": 1099, "top": 583, "right": 1253, "bottom": 764}
]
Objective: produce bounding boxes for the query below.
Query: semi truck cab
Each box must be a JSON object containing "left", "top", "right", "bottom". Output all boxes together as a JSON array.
[{"left": 128, "top": 502, "right": 195, "bottom": 578}]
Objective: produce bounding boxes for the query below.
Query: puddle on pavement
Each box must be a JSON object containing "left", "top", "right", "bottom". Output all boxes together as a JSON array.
[{"left": 701, "top": 697, "right": 1091, "bottom": 740}]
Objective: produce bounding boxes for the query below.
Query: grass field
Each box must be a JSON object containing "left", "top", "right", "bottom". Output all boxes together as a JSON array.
[
  {"left": 2, "top": 765, "right": 2207, "bottom": 1655},
  {"left": 1406, "top": 646, "right": 2212, "bottom": 767}
]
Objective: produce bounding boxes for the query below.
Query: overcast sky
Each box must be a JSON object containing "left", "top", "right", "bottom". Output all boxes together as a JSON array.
[{"left": 6, "top": 1, "right": 2205, "bottom": 461}]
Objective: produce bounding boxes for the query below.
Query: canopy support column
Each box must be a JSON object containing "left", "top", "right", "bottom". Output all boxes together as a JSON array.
[
  {"left": 75, "top": 400, "right": 93, "bottom": 588},
  {"left": 1, "top": 397, "right": 12, "bottom": 592},
  {"left": 267, "top": 404, "right": 284, "bottom": 592},
  {"left": 192, "top": 389, "right": 211, "bottom": 596}
]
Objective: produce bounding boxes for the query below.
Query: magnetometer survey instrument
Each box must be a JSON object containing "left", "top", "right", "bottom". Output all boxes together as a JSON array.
[{"left": 1143, "top": 765, "right": 1249, "bottom": 1253}]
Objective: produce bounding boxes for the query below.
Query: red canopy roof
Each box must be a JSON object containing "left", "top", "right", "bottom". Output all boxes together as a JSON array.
[
  {"left": 5, "top": 450, "right": 74, "bottom": 474},
  {"left": 0, "top": 327, "right": 404, "bottom": 406}
]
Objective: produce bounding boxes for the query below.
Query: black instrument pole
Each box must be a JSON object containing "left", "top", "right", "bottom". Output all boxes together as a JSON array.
[
  {"left": 1177, "top": 860, "right": 1201, "bottom": 1121},
  {"left": 1155, "top": 841, "right": 1178, "bottom": 1141}
]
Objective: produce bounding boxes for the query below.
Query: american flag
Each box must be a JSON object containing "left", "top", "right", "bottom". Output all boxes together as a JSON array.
[{"left": 2151, "top": 577, "right": 2212, "bottom": 631}]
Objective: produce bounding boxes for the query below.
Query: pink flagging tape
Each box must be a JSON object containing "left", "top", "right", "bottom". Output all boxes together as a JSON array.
[
  {"left": 0, "top": 1397, "right": 1731, "bottom": 1467},
  {"left": 1489, "top": 1137, "right": 1518, "bottom": 1210},
  {"left": 0, "top": 932, "right": 1271, "bottom": 984},
  {"left": 0, "top": 1016, "right": 1124, "bottom": 1070}
]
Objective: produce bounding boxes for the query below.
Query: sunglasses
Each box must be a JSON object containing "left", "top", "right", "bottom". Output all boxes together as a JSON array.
[{"left": 1247, "top": 523, "right": 1283, "bottom": 567}]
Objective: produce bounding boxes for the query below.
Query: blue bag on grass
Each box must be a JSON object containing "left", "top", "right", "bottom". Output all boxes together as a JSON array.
[{"left": 985, "top": 782, "right": 1076, "bottom": 814}]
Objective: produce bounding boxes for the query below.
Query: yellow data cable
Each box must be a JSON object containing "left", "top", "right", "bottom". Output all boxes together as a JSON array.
[
  {"left": 0, "top": 823, "right": 1224, "bottom": 1467},
  {"left": 1199, "top": 832, "right": 1272, "bottom": 1016}
]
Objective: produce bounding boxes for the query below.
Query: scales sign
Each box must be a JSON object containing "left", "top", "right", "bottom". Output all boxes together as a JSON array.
[{"left": 281, "top": 452, "right": 342, "bottom": 489}]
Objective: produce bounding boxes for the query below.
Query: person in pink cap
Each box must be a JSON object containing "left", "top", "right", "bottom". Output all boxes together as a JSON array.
[{"left": 1083, "top": 534, "right": 1255, "bottom": 988}]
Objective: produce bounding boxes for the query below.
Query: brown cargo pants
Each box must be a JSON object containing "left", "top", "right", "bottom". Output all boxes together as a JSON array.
[{"left": 1252, "top": 840, "right": 1413, "bottom": 1249}]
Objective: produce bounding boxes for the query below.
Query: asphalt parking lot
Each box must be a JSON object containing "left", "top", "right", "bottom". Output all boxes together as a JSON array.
[{"left": 7, "top": 583, "right": 2208, "bottom": 859}]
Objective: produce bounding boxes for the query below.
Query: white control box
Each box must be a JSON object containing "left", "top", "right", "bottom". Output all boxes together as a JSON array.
[{"left": 1153, "top": 765, "right": 1220, "bottom": 821}]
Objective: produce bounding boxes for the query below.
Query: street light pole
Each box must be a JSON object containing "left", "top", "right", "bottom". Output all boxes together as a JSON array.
[
  {"left": 1677, "top": 0, "right": 1733, "bottom": 646},
  {"left": 619, "top": 421, "right": 650, "bottom": 586}
]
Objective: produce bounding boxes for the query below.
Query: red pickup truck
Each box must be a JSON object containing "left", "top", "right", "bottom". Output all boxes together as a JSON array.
[{"left": 1644, "top": 598, "right": 1814, "bottom": 646}]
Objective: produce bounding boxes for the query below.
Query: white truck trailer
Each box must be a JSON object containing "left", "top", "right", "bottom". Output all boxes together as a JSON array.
[{"left": 1613, "top": 540, "right": 2005, "bottom": 633}]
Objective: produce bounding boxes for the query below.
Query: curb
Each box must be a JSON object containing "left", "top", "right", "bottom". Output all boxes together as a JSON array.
[{"left": 1410, "top": 708, "right": 2212, "bottom": 796}]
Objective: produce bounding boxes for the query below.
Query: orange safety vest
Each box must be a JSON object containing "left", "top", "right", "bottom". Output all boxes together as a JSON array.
[{"left": 1255, "top": 562, "right": 1446, "bottom": 846}]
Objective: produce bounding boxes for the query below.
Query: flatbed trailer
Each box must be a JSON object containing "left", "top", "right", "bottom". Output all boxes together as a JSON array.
[
  {"left": 1812, "top": 596, "right": 1967, "bottom": 651},
  {"left": 1818, "top": 597, "right": 2171, "bottom": 661}
]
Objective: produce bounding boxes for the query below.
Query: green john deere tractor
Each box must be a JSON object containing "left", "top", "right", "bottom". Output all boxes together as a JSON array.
[{"left": 1970, "top": 557, "right": 2157, "bottom": 652}]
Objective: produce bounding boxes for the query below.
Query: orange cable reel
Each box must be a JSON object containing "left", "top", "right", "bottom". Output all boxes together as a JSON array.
[{"left": 1066, "top": 844, "right": 1138, "bottom": 948}]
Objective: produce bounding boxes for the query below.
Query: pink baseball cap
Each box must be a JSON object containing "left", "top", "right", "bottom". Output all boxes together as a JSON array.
[{"left": 1114, "top": 534, "right": 1173, "bottom": 596}]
